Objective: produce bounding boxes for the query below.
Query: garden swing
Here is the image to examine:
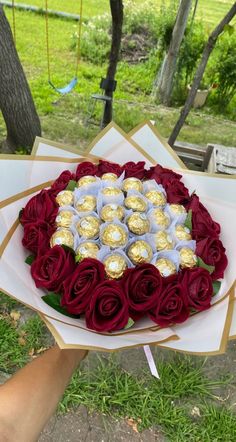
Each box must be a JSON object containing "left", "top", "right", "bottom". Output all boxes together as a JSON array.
[{"left": 45, "top": 0, "right": 83, "bottom": 94}]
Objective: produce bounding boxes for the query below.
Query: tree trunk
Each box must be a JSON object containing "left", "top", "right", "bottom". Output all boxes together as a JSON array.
[
  {"left": 0, "top": 6, "right": 41, "bottom": 153},
  {"left": 154, "top": 0, "right": 192, "bottom": 105},
  {"left": 101, "top": 0, "right": 123, "bottom": 128},
  {"left": 168, "top": 2, "right": 236, "bottom": 147}
]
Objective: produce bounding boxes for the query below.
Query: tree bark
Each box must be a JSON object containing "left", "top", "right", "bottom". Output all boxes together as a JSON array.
[
  {"left": 0, "top": 6, "right": 41, "bottom": 153},
  {"left": 101, "top": 0, "right": 123, "bottom": 128},
  {"left": 154, "top": 0, "right": 192, "bottom": 105},
  {"left": 168, "top": 2, "right": 236, "bottom": 147}
]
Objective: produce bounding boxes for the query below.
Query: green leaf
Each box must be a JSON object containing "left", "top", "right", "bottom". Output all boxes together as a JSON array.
[
  {"left": 197, "top": 257, "right": 215, "bottom": 274},
  {"left": 66, "top": 180, "right": 77, "bottom": 191},
  {"left": 184, "top": 210, "right": 192, "bottom": 231},
  {"left": 124, "top": 318, "right": 135, "bottom": 330},
  {"left": 25, "top": 255, "right": 35, "bottom": 265},
  {"left": 75, "top": 254, "right": 83, "bottom": 263},
  {"left": 213, "top": 281, "right": 221, "bottom": 296},
  {"left": 61, "top": 244, "right": 75, "bottom": 256},
  {"left": 42, "top": 292, "right": 79, "bottom": 318}
]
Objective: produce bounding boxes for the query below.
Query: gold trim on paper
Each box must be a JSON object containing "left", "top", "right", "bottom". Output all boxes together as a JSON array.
[
  {"left": 0, "top": 219, "right": 19, "bottom": 258},
  {"left": 0, "top": 154, "right": 99, "bottom": 163},
  {"left": 0, "top": 181, "right": 53, "bottom": 209},
  {"left": 31, "top": 136, "right": 89, "bottom": 157}
]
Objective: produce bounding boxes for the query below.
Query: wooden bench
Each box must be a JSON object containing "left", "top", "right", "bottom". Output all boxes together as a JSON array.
[
  {"left": 207, "top": 143, "right": 236, "bottom": 174},
  {"left": 173, "top": 141, "right": 214, "bottom": 171}
]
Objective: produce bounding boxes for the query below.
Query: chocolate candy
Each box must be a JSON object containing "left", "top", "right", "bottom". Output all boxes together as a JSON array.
[
  {"left": 169, "top": 204, "right": 186, "bottom": 215},
  {"left": 100, "top": 204, "right": 125, "bottom": 222},
  {"left": 179, "top": 247, "right": 197, "bottom": 268},
  {"left": 127, "top": 212, "right": 150, "bottom": 235},
  {"left": 75, "top": 195, "right": 97, "bottom": 212},
  {"left": 124, "top": 195, "right": 147, "bottom": 212},
  {"left": 150, "top": 208, "right": 170, "bottom": 229},
  {"left": 55, "top": 211, "right": 74, "bottom": 228},
  {"left": 56, "top": 190, "right": 74, "bottom": 207},
  {"left": 154, "top": 258, "right": 176, "bottom": 277},
  {"left": 127, "top": 240, "right": 153, "bottom": 265},
  {"left": 104, "top": 254, "right": 127, "bottom": 279},
  {"left": 101, "top": 223, "right": 128, "bottom": 248},
  {"left": 50, "top": 229, "right": 74, "bottom": 249},
  {"left": 101, "top": 173, "right": 118, "bottom": 182},
  {"left": 145, "top": 190, "right": 166, "bottom": 207},
  {"left": 175, "top": 224, "right": 191, "bottom": 241},
  {"left": 153, "top": 231, "right": 174, "bottom": 251},
  {"left": 76, "top": 216, "right": 100, "bottom": 239},
  {"left": 76, "top": 241, "right": 99, "bottom": 259},
  {"left": 77, "top": 175, "right": 97, "bottom": 187},
  {"left": 102, "top": 187, "right": 123, "bottom": 197},
  {"left": 122, "top": 178, "right": 143, "bottom": 193}
]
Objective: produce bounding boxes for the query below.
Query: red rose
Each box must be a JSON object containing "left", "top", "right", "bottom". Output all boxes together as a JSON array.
[
  {"left": 146, "top": 164, "right": 182, "bottom": 184},
  {"left": 196, "top": 237, "right": 228, "bottom": 280},
  {"left": 85, "top": 280, "right": 129, "bottom": 332},
  {"left": 75, "top": 162, "right": 98, "bottom": 180},
  {"left": 187, "top": 194, "right": 220, "bottom": 240},
  {"left": 179, "top": 268, "right": 213, "bottom": 311},
  {"left": 164, "top": 178, "right": 190, "bottom": 205},
  {"left": 149, "top": 275, "right": 189, "bottom": 327},
  {"left": 122, "top": 161, "right": 146, "bottom": 179},
  {"left": 20, "top": 190, "right": 58, "bottom": 226},
  {"left": 51, "top": 170, "right": 75, "bottom": 194},
  {"left": 22, "top": 221, "right": 55, "bottom": 256},
  {"left": 31, "top": 246, "right": 76, "bottom": 293},
  {"left": 61, "top": 258, "right": 105, "bottom": 315},
  {"left": 97, "top": 160, "right": 122, "bottom": 177},
  {"left": 122, "top": 264, "right": 162, "bottom": 320}
]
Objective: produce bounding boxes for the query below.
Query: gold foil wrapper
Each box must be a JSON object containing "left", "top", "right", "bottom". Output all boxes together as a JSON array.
[
  {"left": 101, "top": 173, "right": 118, "bottom": 182},
  {"left": 76, "top": 216, "right": 100, "bottom": 239},
  {"left": 75, "top": 195, "right": 97, "bottom": 212},
  {"left": 100, "top": 204, "right": 125, "bottom": 222},
  {"left": 145, "top": 190, "right": 166, "bottom": 207},
  {"left": 124, "top": 196, "right": 147, "bottom": 212},
  {"left": 127, "top": 213, "right": 150, "bottom": 235},
  {"left": 153, "top": 231, "right": 174, "bottom": 251},
  {"left": 56, "top": 190, "right": 74, "bottom": 207},
  {"left": 169, "top": 204, "right": 186, "bottom": 215},
  {"left": 122, "top": 178, "right": 143, "bottom": 193},
  {"left": 101, "top": 224, "right": 128, "bottom": 248},
  {"left": 127, "top": 240, "right": 153, "bottom": 265},
  {"left": 151, "top": 209, "right": 170, "bottom": 229},
  {"left": 104, "top": 254, "right": 127, "bottom": 279},
  {"left": 102, "top": 186, "right": 123, "bottom": 197},
  {"left": 77, "top": 175, "right": 97, "bottom": 187},
  {"left": 55, "top": 211, "right": 74, "bottom": 228},
  {"left": 76, "top": 241, "right": 99, "bottom": 259},
  {"left": 175, "top": 224, "right": 192, "bottom": 241},
  {"left": 50, "top": 229, "right": 74, "bottom": 248},
  {"left": 154, "top": 258, "right": 176, "bottom": 277},
  {"left": 179, "top": 247, "right": 197, "bottom": 268}
]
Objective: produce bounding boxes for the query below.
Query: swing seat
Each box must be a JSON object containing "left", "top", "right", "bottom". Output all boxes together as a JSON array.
[{"left": 48, "top": 77, "right": 78, "bottom": 95}]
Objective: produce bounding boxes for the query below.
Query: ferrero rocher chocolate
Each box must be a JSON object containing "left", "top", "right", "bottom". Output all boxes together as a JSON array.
[
  {"left": 169, "top": 204, "right": 186, "bottom": 215},
  {"left": 76, "top": 216, "right": 100, "bottom": 239},
  {"left": 77, "top": 175, "right": 97, "bottom": 187},
  {"left": 175, "top": 224, "right": 192, "bottom": 241},
  {"left": 100, "top": 204, "right": 125, "bottom": 222},
  {"left": 145, "top": 190, "right": 166, "bottom": 207},
  {"left": 104, "top": 254, "right": 127, "bottom": 279},
  {"left": 50, "top": 229, "right": 74, "bottom": 248},
  {"left": 151, "top": 209, "right": 170, "bottom": 229},
  {"left": 75, "top": 195, "right": 97, "bottom": 212},
  {"left": 101, "top": 224, "right": 128, "bottom": 248},
  {"left": 154, "top": 258, "right": 176, "bottom": 277},
  {"left": 124, "top": 196, "right": 147, "bottom": 212},
  {"left": 127, "top": 240, "right": 153, "bottom": 265},
  {"left": 102, "top": 187, "right": 123, "bottom": 197},
  {"left": 56, "top": 190, "right": 74, "bottom": 207},
  {"left": 127, "top": 213, "right": 150, "bottom": 235},
  {"left": 153, "top": 231, "right": 174, "bottom": 251},
  {"left": 179, "top": 247, "right": 197, "bottom": 268},
  {"left": 122, "top": 178, "right": 143, "bottom": 193},
  {"left": 101, "top": 173, "right": 118, "bottom": 182},
  {"left": 76, "top": 241, "right": 99, "bottom": 259},
  {"left": 55, "top": 211, "right": 74, "bottom": 228}
]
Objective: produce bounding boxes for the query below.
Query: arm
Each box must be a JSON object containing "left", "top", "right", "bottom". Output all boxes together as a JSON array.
[{"left": 0, "top": 345, "right": 87, "bottom": 442}]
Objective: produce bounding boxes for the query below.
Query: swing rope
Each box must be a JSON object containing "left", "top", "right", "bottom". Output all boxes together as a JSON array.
[{"left": 45, "top": 0, "right": 83, "bottom": 94}]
